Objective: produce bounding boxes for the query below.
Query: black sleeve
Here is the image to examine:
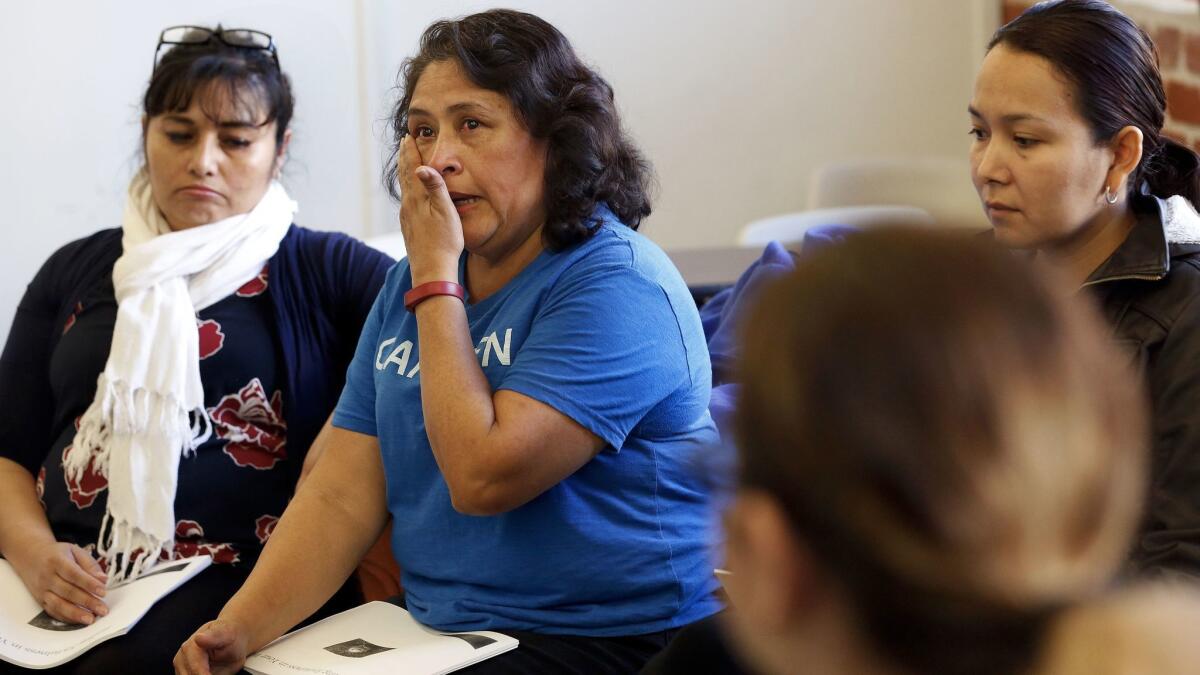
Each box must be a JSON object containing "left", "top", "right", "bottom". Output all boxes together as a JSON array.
[
  {"left": 1134, "top": 291, "right": 1200, "bottom": 579},
  {"left": 337, "top": 237, "right": 393, "bottom": 332},
  {"left": 324, "top": 234, "right": 393, "bottom": 349},
  {"left": 0, "top": 253, "right": 69, "bottom": 475}
]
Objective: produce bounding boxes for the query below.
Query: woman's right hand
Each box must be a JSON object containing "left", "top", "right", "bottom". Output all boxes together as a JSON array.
[
  {"left": 9, "top": 541, "right": 108, "bottom": 625},
  {"left": 398, "top": 134, "right": 465, "bottom": 285},
  {"left": 174, "top": 618, "right": 251, "bottom": 675}
]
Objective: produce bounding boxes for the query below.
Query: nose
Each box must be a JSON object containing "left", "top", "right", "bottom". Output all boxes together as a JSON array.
[
  {"left": 425, "top": 134, "right": 463, "bottom": 176},
  {"left": 972, "top": 139, "right": 1010, "bottom": 187},
  {"left": 188, "top": 134, "right": 220, "bottom": 177}
]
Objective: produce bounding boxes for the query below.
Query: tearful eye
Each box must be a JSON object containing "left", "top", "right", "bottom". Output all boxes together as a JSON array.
[{"left": 413, "top": 126, "right": 435, "bottom": 139}]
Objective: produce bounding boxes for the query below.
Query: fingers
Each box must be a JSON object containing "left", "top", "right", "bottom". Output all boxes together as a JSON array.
[
  {"left": 193, "top": 623, "right": 235, "bottom": 650},
  {"left": 399, "top": 136, "right": 444, "bottom": 201},
  {"left": 174, "top": 638, "right": 212, "bottom": 675},
  {"left": 56, "top": 548, "right": 107, "bottom": 603},
  {"left": 47, "top": 571, "right": 108, "bottom": 619},
  {"left": 69, "top": 544, "right": 108, "bottom": 587},
  {"left": 415, "top": 166, "right": 443, "bottom": 191},
  {"left": 175, "top": 621, "right": 245, "bottom": 675},
  {"left": 41, "top": 590, "right": 98, "bottom": 625},
  {"left": 398, "top": 135, "right": 419, "bottom": 197},
  {"left": 41, "top": 547, "right": 108, "bottom": 622}
]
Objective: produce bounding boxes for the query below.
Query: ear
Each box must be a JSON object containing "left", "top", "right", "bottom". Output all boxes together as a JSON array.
[
  {"left": 1104, "top": 125, "right": 1144, "bottom": 198},
  {"left": 725, "top": 490, "right": 819, "bottom": 630},
  {"left": 273, "top": 128, "right": 292, "bottom": 179}
]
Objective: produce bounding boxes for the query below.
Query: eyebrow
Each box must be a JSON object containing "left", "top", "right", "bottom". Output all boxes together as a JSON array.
[
  {"left": 161, "top": 114, "right": 262, "bottom": 130},
  {"left": 407, "top": 102, "right": 493, "bottom": 118},
  {"left": 967, "top": 106, "right": 1048, "bottom": 124}
]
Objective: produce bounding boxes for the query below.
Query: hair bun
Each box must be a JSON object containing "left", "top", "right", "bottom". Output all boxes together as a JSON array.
[{"left": 1146, "top": 136, "right": 1200, "bottom": 206}]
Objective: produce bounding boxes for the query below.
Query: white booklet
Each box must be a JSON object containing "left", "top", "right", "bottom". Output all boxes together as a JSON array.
[
  {"left": 245, "top": 601, "right": 518, "bottom": 675},
  {"left": 0, "top": 555, "right": 212, "bottom": 669}
]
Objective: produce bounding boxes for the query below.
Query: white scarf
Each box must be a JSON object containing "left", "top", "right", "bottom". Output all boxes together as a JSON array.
[{"left": 64, "top": 171, "right": 296, "bottom": 582}]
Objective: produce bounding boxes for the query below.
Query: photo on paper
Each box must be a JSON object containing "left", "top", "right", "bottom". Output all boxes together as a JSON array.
[
  {"left": 108, "top": 560, "right": 192, "bottom": 590},
  {"left": 323, "top": 638, "right": 393, "bottom": 658},
  {"left": 27, "top": 611, "right": 88, "bottom": 632},
  {"left": 445, "top": 633, "right": 498, "bottom": 649}
]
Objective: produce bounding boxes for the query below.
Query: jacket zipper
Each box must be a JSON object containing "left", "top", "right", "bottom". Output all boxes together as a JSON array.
[{"left": 1081, "top": 273, "right": 1164, "bottom": 288}]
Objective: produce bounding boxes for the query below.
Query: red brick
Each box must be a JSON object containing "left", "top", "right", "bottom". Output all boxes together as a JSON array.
[
  {"left": 1166, "top": 81, "right": 1200, "bottom": 126},
  {"left": 1187, "top": 32, "right": 1200, "bottom": 75},
  {"left": 1157, "top": 27, "right": 1181, "bottom": 71}
]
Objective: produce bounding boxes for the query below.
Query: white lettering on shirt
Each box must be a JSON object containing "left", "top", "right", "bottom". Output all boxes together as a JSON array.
[
  {"left": 375, "top": 328, "right": 513, "bottom": 379},
  {"left": 481, "top": 329, "right": 512, "bottom": 367},
  {"left": 376, "top": 339, "right": 413, "bottom": 375},
  {"left": 375, "top": 338, "right": 397, "bottom": 370}
]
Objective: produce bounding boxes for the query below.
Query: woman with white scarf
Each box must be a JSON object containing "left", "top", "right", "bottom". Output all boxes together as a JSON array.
[{"left": 0, "top": 26, "right": 392, "bottom": 673}]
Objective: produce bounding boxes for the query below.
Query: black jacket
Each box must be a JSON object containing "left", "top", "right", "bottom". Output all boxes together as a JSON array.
[{"left": 1086, "top": 192, "right": 1200, "bottom": 578}]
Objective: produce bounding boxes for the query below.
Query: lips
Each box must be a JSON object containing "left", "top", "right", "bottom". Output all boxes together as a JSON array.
[
  {"left": 985, "top": 201, "right": 1018, "bottom": 212},
  {"left": 448, "top": 191, "right": 481, "bottom": 208},
  {"left": 179, "top": 184, "right": 221, "bottom": 199}
]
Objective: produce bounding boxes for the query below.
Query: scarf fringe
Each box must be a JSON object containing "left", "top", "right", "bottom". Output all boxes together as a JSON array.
[
  {"left": 65, "top": 373, "right": 211, "bottom": 482},
  {"left": 97, "top": 512, "right": 175, "bottom": 585},
  {"left": 66, "top": 374, "right": 207, "bottom": 583}
]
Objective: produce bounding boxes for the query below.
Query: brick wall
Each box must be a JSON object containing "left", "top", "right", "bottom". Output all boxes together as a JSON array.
[{"left": 1000, "top": 0, "right": 1200, "bottom": 152}]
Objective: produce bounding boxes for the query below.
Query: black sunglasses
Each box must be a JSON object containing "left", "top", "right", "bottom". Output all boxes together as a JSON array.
[{"left": 153, "top": 25, "right": 280, "bottom": 73}]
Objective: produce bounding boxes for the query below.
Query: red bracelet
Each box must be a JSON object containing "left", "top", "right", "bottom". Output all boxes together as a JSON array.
[{"left": 404, "top": 280, "right": 465, "bottom": 312}]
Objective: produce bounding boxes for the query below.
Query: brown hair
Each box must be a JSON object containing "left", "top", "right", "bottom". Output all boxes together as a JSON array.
[{"left": 735, "top": 229, "right": 1148, "bottom": 675}]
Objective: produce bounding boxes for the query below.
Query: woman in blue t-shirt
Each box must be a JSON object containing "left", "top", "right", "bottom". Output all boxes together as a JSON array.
[{"left": 176, "top": 9, "right": 720, "bottom": 675}]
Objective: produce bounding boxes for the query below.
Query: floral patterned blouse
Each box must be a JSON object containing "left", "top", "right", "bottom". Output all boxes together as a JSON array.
[{"left": 36, "top": 263, "right": 290, "bottom": 568}]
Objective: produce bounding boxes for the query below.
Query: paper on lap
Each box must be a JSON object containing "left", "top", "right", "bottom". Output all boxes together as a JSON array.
[
  {"left": 0, "top": 556, "right": 211, "bottom": 669},
  {"left": 245, "top": 601, "right": 518, "bottom": 675}
]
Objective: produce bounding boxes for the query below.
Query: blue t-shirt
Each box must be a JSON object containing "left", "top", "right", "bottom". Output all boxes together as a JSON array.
[{"left": 333, "top": 210, "right": 721, "bottom": 636}]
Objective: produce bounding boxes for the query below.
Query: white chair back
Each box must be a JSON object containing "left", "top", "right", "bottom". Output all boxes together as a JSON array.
[
  {"left": 737, "top": 205, "right": 933, "bottom": 247},
  {"left": 364, "top": 232, "right": 407, "bottom": 261},
  {"left": 807, "top": 157, "right": 988, "bottom": 230}
]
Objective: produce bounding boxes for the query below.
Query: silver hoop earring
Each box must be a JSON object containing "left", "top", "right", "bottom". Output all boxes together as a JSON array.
[{"left": 1104, "top": 186, "right": 1119, "bottom": 205}]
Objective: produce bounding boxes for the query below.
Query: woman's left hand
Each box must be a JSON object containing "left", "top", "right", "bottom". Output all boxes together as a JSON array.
[{"left": 398, "top": 135, "right": 464, "bottom": 285}]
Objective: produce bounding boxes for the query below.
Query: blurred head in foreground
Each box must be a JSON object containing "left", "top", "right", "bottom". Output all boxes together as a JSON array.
[{"left": 723, "top": 228, "right": 1157, "bottom": 675}]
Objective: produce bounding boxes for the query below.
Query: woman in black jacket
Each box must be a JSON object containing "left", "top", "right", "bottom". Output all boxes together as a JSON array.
[{"left": 968, "top": 0, "right": 1200, "bottom": 577}]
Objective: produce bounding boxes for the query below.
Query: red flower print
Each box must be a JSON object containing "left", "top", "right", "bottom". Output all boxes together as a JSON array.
[
  {"left": 208, "top": 378, "right": 287, "bottom": 470},
  {"left": 236, "top": 263, "right": 269, "bottom": 297},
  {"left": 172, "top": 520, "right": 240, "bottom": 564},
  {"left": 254, "top": 515, "right": 279, "bottom": 544},
  {"left": 36, "top": 467, "right": 46, "bottom": 503},
  {"left": 197, "top": 319, "right": 225, "bottom": 360},
  {"left": 62, "top": 302, "right": 83, "bottom": 335},
  {"left": 61, "top": 444, "right": 107, "bottom": 510},
  {"left": 176, "top": 520, "right": 204, "bottom": 539}
]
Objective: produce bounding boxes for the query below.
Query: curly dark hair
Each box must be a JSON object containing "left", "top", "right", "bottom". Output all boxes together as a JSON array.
[{"left": 383, "top": 9, "right": 654, "bottom": 251}]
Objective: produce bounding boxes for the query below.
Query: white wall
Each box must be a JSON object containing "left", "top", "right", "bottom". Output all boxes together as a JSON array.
[{"left": 0, "top": 0, "right": 997, "bottom": 347}]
